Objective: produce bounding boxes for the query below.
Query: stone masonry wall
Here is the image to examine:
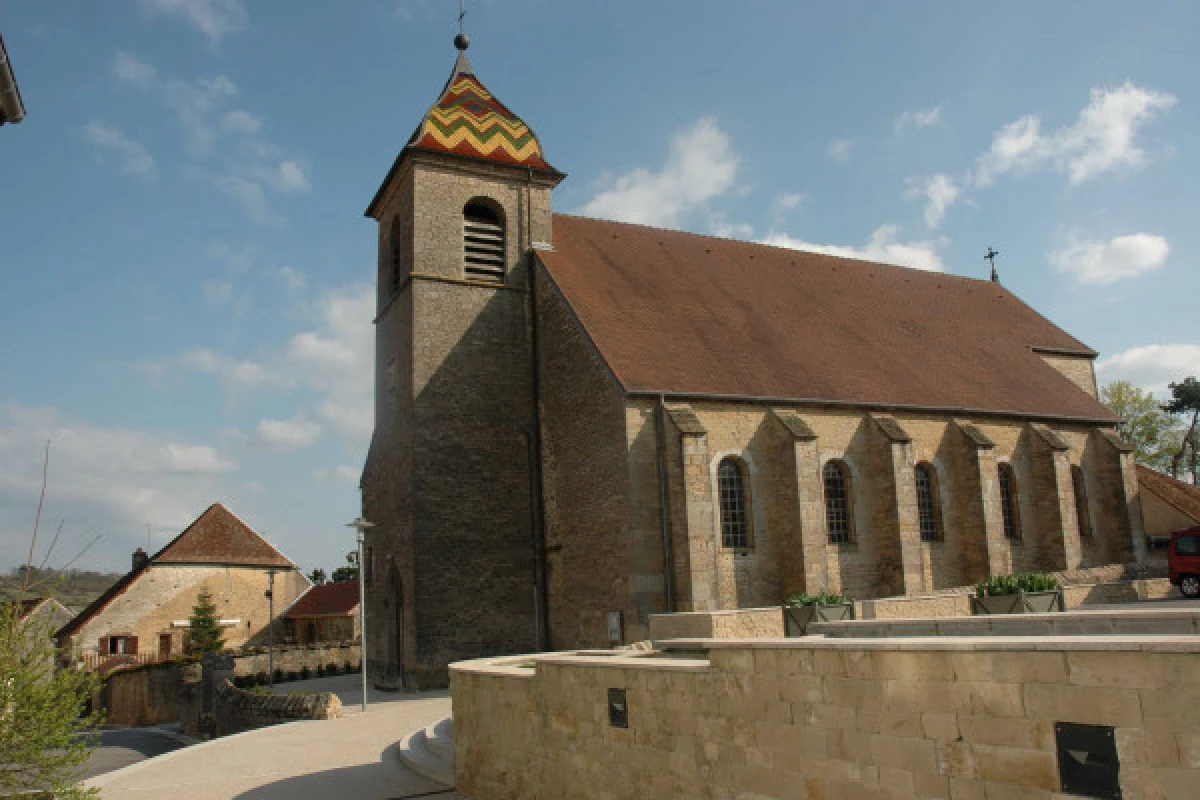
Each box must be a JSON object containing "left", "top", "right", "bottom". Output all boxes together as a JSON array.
[
  {"left": 453, "top": 637, "right": 1200, "bottom": 799},
  {"left": 212, "top": 678, "right": 341, "bottom": 737},
  {"left": 99, "top": 662, "right": 182, "bottom": 727},
  {"left": 622, "top": 404, "right": 1139, "bottom": 614}
]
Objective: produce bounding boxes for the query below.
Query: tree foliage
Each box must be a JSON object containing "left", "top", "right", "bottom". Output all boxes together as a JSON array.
[
  {"left": 308, "top": 568, "right": 327, "bottom": 585},
  {"left": 185, "top": 590, "right": 225, "bottom": 656},
  {"left": 1163, "top": 376, "right": 1200, "bottom": 483},
  {"left": 1100, "top": 380, "right": 1183, "bottom": 473},
  {"left": 0, "top": 602, "right": 102, "bottom": 798},
  {"left": 330, "top": 551, "right": 359, "bottom": 583}
]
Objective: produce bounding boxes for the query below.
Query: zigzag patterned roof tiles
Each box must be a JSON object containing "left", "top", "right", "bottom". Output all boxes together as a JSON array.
[{"left": 408, "top": 52, "right": 552, "bottom": 171}]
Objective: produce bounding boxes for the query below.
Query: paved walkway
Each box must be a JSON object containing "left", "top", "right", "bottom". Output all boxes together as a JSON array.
[
  {"left": 84, "top": 688, "right": 465, "bottom": 800},
  {"left": 80, "top": 726, "right": 194, "bottom": 781}
]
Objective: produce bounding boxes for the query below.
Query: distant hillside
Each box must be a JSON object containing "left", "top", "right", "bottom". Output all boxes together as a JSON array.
[{"left": 1, "top": 567, "right": 124, "bottom": 614}]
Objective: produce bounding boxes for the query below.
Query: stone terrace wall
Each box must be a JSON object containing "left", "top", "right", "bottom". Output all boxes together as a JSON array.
[
  {"left": 232, "top": 641, "right": 359, "bottom": 677},
  {"left": 452, "top": 637, "right": 1200, "bottom": 799},
  {"left": 810, "top": 607, "right": 1200, "bottom": 638},
  {"left": 212, "top": 678, "right": 341, "bottom": 737}
]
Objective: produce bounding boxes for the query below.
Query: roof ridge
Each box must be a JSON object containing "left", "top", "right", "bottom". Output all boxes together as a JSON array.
[{"left": 551, "top": 213, "right": 1006, "bottom": 290}]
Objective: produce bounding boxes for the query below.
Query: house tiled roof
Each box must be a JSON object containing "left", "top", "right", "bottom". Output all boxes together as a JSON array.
[
  {"left": 16, "top": 596, "right": 48, "bottom": 620},
  {"left": 154, "top": 503, "right": 295, "bottom": 568},
  {"left": 538, "top": 215, "right": 1118, "bottom": 423},
  {"left": 285, "top": 581, "right": 360, "bottom": 618},
  {"left": 1136, "top": 465, "right": 1200, "bottom": 524},
  {"left": 56, "top": 503, "right": 296, "bottom": 639}
]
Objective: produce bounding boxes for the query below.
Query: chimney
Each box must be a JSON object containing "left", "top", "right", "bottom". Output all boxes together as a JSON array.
[{"left": 132, "top": 547, "right": 149, "bottom": 572}]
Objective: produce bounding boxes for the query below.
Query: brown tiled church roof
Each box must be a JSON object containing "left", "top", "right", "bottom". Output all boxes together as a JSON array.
[
  {"left": 1136, "top": 465, "right": 1200, "bottom": 524},
  {"left": 57, "top": 503, "right": 296, "bottom": 639},
  {"left": 538, "top": 215, "right": 1118, "bottom": 423},
  {"left": 285, "top": 581, "right": 359, "bottom": 619}
]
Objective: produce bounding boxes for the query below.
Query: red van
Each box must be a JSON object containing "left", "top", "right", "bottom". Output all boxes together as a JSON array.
[{"left": 1169, "top": 528, "right": 1200, "bottom": 598}]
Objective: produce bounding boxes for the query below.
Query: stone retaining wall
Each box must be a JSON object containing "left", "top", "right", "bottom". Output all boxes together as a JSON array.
[
  {"left": 232, "top": 641, "right": 359, "bottom": 677},
  {"left": 452, "top": 636, "right": 1200, "bottom": 799},
  {"left": 212, "top": 678, "right": 341, "bottom": 737},
  {"left": 810, "top": 607, "right": 1200, "bottom": 638}
]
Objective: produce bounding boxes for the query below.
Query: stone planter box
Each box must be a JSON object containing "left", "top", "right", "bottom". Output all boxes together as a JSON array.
[
  {"left": 970, "top": 590, "right": 1065, "bottom": 615},
  {"left": 784, "top": 603, "right": 855, "bottom": 636}
]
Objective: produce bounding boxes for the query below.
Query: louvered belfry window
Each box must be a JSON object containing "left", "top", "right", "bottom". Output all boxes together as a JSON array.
[{"left": 463, "top": 202, "right": 506, "bottom": 282}]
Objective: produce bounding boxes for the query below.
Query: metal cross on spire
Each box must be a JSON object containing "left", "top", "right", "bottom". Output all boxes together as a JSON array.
[
  {"left": 985, "top": 246, "right": 1000, "bottom": 283},
  {"left": 454, "top": 0, "right": 470, "bottom": 51}
]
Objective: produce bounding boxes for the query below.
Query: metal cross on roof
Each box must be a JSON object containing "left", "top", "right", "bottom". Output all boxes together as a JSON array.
[{"left": 985, "top": 246, "right": 1000, "bottom": 283}]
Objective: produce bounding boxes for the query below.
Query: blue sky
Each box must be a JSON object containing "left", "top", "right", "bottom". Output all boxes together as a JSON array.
[{"left": 1, "top": 0, "right": 1196, "bottom": 574}]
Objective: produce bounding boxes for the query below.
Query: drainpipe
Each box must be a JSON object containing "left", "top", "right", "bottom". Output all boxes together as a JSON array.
[{"left": 655, "top": 394, "right": 676, "bottom": 612}]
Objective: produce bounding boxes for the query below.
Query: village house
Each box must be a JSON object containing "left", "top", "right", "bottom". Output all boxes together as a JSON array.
[
  {"left": 359, "top": 37, "right": 1147, "bottom": 689},
  {"left": 1135, "top": 464, "right": 1200, "bottom": 547},
  {"left": 57, "top": 503, "right": 308, "bottom": 665},
  {"left": 284, "top": 580, "right": 361, "bottom": 645}
]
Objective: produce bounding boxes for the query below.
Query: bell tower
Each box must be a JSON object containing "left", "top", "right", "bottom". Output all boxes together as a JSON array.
[{"left": 360, "top": 33, "right": 564, "bottom": 689}]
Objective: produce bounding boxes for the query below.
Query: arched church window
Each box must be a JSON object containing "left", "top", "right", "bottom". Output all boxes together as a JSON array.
[
  {"left": 998, "top": 463, "right": 1021, "bottom": 540},
  {"left": 1072, "top": 465, "right": 1093, "bottom": 538},
  {"left": 914, "top": 462, "right": 942, "bottom": 542},
  {"left": 823, "top": 460, "right": 854, "bottom": 544},
  {"left": 463, "top": 201, "right": 506, "bottom": 282},
  {"left": 389, "top": 215, "right": 403, "bottom": 294},
  {"left": 717, "top": 458, "right": 751, "bottom": 549}
]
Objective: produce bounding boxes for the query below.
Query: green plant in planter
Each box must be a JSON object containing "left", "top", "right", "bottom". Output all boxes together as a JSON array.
[
  {"left": 976, "top": 572, "right": 1060, "bottom": 597},
  {"left": 785, "top": 591, "right": 849, "bottom": 607}
]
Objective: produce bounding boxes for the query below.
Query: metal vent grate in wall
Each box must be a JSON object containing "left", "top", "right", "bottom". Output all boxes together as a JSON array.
[{"left": 463, "top": 205, "right": 505, "bottom": 282}]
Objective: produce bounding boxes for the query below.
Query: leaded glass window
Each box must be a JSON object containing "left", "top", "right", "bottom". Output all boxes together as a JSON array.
[
  {"left": 999, "top": 464, "right": 1021, "bottom": 540},
  {"left": 718, "top": 458, "right": 750, "bottom": 549},
  {"left": 824, "top": 460, "right": 853, "bottom": 544},
  {"left": 915, "top": 462, "right": 941, "bottom": 542}
]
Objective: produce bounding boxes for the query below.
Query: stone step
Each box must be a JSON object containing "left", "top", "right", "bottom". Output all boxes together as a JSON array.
[
  {"left": 394, "top": 715, "right": 454, "bottom": 787},
  {"left": 424, "top": 717, "right": 454, "bottom": 762}
]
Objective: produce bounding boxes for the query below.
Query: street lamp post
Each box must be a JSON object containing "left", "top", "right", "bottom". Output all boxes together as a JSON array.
[
  {"left": 265, "top": 568, "right": 277, "bottom": 688},
  {"left": 346, "top": 517, "right": 374, "bottom": 713}
]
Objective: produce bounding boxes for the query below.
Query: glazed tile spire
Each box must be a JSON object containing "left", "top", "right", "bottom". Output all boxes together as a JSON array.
[{"left": 407, "top": 35, "right": 553, "bottom": 171}]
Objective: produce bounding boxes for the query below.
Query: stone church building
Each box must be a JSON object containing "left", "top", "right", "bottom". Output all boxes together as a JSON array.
[{"left": 360, "top": 39, "right": 1145, "bottom": 689}]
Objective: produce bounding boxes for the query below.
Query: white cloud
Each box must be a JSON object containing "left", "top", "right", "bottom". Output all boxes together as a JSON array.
[
  {"left": 202, "top": 279, "right": 233, "bottom": 303},
  {"left": 0, "top": 405, "right": 236, "bottom": 571},
  {"left": 164, "top": 74, "right": 239, "bottom": 155},
  {"left": 708, "top": 211, "right": 754, "bottom": 239},
  {"left": 906, "top": 174, "right": 960, "bottom": 229},
  {"left": 579, "top": 116, "right": 740, "bottom": 228},
  {"left": 972, "top": 82, "right": 1176, "bottom": 186},
  {"left": 1049, "top": 233, "right": 1169, "bottom": 285},
  {"left": 828, "top": 139, "right": 853, "bottom": 164},
  {"left": 215, "top": 175, "right": 284, "bottom": 226},
  {"left": 112, "top": 51, "right": 157, "bottom": 88},
  {"left": 171, "top": 284, "right": 374, "bottom": 450},
  {"left": 771, "top": 192, "right": 809, "bottom": 222},
  {"left": 81, "top": 122, "right": 156, "bottom": 177},
  {"left": 253, "top": 160, "right": 310, "bottom": 193},
  {"left": 139, "top": 0, "right": 247, "bottom": 44},
  {"left": 895, "top": 106, "right": 942, "bottom": 133},
  {"left": 761, "top": 224, "right": 944, "bottom": 272},
  {"left": 1096, "top": 345, "right": 1200, "bottom": 395},
  {"left": 274, "top": 266, "right": 306, "bottom": 292},
  {"left": 220, "top": 109, "right": 262, "bottom": 134},
  {"left": 252, "top": 414, "right": 321, "bottom": 452}
]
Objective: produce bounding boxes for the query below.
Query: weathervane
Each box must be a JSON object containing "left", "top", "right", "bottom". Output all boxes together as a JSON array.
[{"left": 985, "top": 246, "right": 1000, "bottom": 283}]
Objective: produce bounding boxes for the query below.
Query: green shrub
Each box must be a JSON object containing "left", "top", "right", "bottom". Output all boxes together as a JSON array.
[
  {"left": 785, "top": 591, "right": 848, "bottom": 607},
  {"left": 975, "top": 572, "right": 1060, "bottom": 597},
  {"left": 286, "top": 670, "right": 299, "bottom": 682},
  {"left": 315, "top": 664, "right": 325, "bottom": 677},
  {"left": 298, "top": 666, "right": 311, "bottom": 680},
  {"left": 255, "top": 671, "right": 269, "bottom": 686},
  {"left": 343, "top": 660, "right": 354, "bottom": 674},
  {"left": 326, "top": 662, "right": 339, "bottom": 676}
]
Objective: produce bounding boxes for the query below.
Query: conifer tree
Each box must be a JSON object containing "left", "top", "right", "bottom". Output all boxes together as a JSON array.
[
  {"left": 0, "top": 601, "right": 102, "bottom": 798},
  {"left": 186, "top": 590, "right": 225, "bottom": 656}
]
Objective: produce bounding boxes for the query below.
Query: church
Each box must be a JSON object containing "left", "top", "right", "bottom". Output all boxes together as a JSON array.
[{"left": 359, "top": 36, "right": 1145, "bottom": 690}]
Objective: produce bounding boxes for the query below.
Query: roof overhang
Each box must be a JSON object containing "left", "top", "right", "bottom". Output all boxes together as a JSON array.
[{"left": 0, "top": 33, "right": 25, "bottom": 125}]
